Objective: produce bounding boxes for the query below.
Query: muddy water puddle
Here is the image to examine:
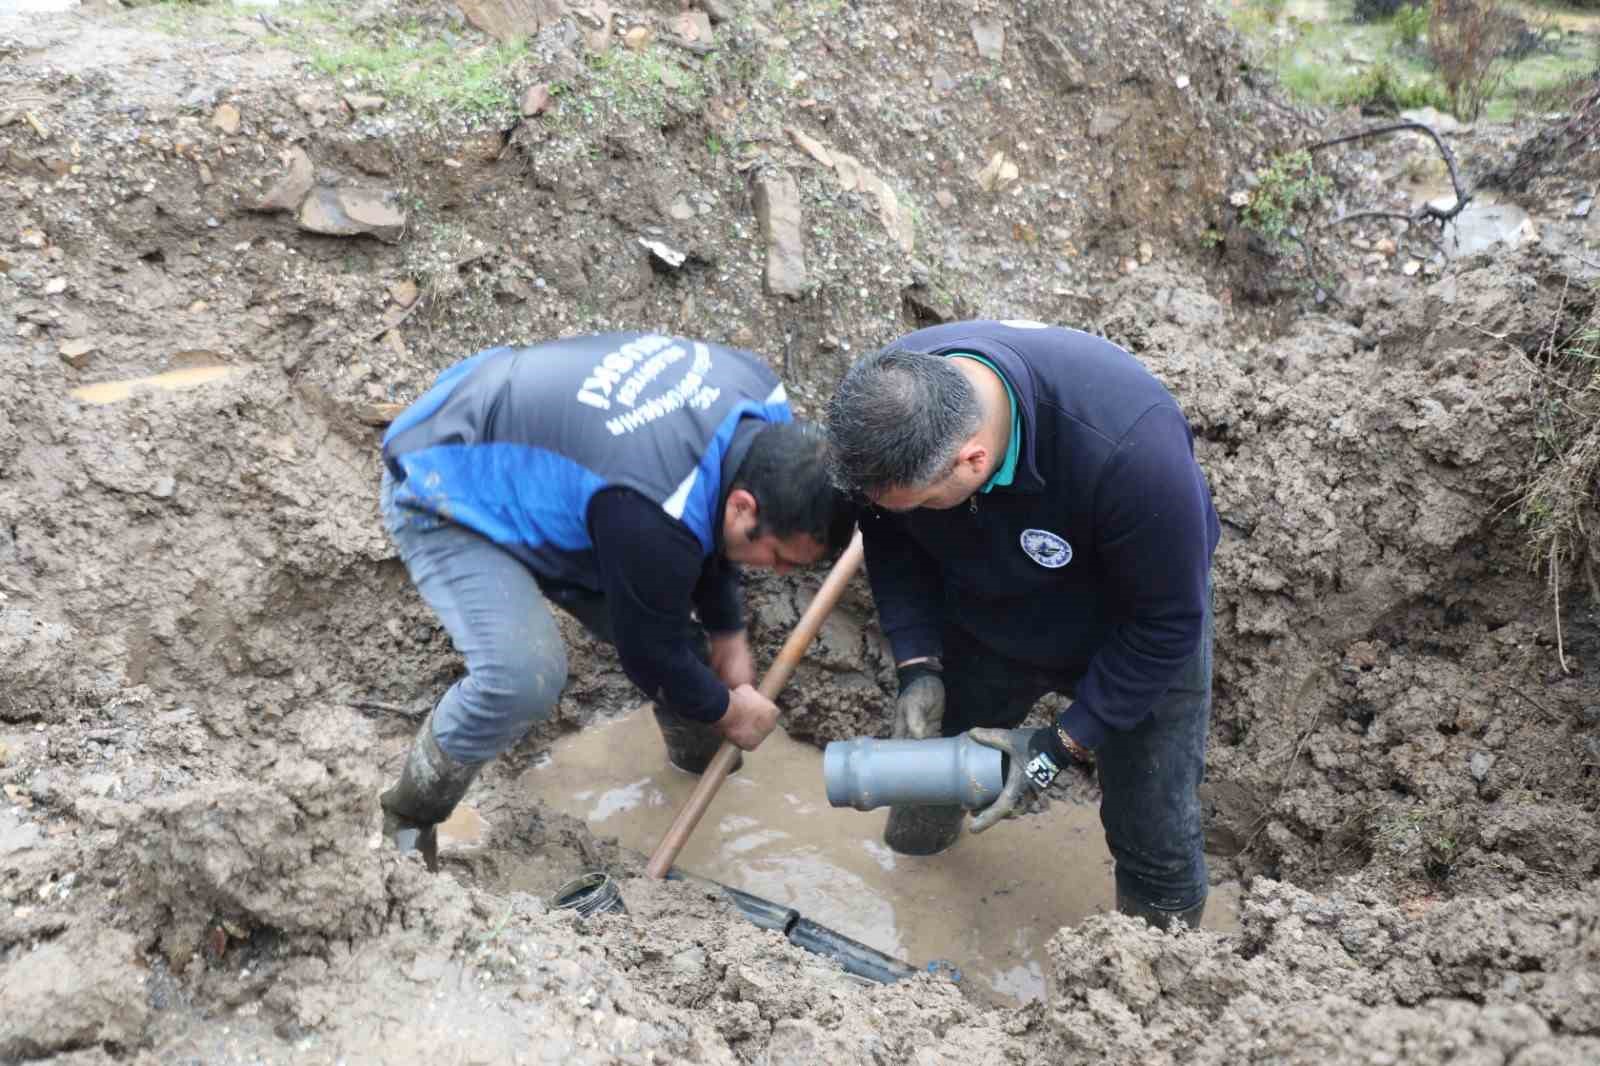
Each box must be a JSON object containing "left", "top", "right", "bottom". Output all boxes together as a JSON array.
[
  {"left": 70, "top": 366, "right": 243, "bottom": 405},
  {"left": 496, "top": 707, "right": 1239, "bottom": 1004}
]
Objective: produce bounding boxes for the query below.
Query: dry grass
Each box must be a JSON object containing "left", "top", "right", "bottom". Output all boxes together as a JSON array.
[{"left": 1518, "top": 301, "right": 1600, "bottom": 665}]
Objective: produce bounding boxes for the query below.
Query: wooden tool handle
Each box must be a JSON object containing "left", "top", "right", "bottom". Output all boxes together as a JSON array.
[{"left": 645, "top": 530, "right": 866, "bottom": 879}]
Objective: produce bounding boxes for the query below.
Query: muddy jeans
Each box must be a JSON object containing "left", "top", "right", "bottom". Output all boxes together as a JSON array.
[
  {"left": 380, "top": 472, "right": 720, "bottom": 767},
  {"left": 940, "top": 597, "right": 1214, "bottom": 914},
  {"left": 381, "top": 472, "right": 569, "bottom": 763}
]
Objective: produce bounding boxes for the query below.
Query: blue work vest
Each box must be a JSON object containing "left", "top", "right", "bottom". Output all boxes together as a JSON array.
[{"left": 382, "top": 333, "right": 791, "bottom": 587}]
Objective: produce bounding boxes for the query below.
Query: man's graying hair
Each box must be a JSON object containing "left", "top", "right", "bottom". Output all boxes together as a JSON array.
[{"left": 825, "top": 346, "right": 983, "bottom": 496}]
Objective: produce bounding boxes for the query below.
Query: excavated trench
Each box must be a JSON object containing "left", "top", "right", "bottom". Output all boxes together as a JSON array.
[
  {"left": 2, "top": 1, "right": 1599, "bottom": 1062},
  {"left": 481, "top": 704, "right": 1241, "bottom": 1004}
]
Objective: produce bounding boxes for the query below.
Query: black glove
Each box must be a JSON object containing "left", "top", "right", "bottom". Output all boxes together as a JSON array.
[
  {"left": 966, "top": 726, "right": 1071, "bottom": 833},
  {"left": 893, "top": 661, "right": 944, "bottom": 740}
]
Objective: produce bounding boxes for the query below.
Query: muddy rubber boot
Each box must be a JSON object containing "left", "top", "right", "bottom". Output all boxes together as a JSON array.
[
  {"left": 1116, "top": 891, "right": 1206, "bottom": 932},
  {"left": 883, "top": 804, "right": 965, "bottom": 856},
  {"left": 380, "top": 714, "right": 483, "bottom": 873},
  {"left": 654, "top": 705, "right": 742, "bottom": 776}
]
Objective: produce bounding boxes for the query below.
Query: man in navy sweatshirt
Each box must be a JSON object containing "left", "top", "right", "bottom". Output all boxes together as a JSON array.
[
  {"left": 379, "top": 333, "right": 857, "bottom": 869},
  {"left": 825, "top": 320, "right": 1218, "bottom": 930}
]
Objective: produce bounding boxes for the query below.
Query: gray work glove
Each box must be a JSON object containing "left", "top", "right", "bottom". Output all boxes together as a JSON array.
[
  {"left": 893, "top": 661, "right": 944, "bottom": 740},
  {"left": 967, "top": 726, "right": 1067, "bottom": 833}
]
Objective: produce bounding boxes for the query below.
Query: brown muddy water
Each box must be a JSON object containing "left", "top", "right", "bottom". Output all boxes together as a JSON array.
[
  {"left": 452, "top": 707, "right": 1241, "bottom": 1004},
  {"left": 70, "top": 365, "right": 244, "bottom": 405}
]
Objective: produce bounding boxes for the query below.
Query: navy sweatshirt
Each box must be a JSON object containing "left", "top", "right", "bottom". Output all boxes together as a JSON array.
[{"left": 860, "top": 321, "right": 1220, "bottom": 749}]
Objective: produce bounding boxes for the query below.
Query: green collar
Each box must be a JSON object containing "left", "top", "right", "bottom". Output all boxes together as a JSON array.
[{"left": 948, "top": 351, "right": 1019, "bottom": 493}]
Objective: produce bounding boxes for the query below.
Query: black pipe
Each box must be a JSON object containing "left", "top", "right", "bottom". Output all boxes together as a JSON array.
[
  {"left": 787, "top": 917, "right": 919, "bottom": 984},
  {"left": 665, "top": 870, "right": 923, "bottom": 984}
]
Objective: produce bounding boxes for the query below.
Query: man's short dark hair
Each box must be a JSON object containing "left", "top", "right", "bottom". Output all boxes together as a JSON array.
[
  {"left": 824, "top": 346, "right": 983, "bottom": 497},
  {"left": 733, "top": 421, "right": 858, "bottom": 558}
]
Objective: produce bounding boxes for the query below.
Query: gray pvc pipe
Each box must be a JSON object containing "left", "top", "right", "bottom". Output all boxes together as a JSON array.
[{"left": 823, "top": 735, "right": 1004, "bottom": 812}]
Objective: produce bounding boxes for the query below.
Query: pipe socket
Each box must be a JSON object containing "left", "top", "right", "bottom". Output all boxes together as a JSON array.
[{"left": 823, "top": 735, "right": 1004, "bottom": 812}]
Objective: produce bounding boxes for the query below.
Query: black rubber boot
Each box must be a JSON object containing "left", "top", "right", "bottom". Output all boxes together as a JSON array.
[
  {"left": 654, "top": 705, "right": 742, "bottom": 776},
  {"left": 380, "top": 714, "right": 483, "bottom": 872},
  {"left": 883, "top": 804, "right": 965, "bottom": 856},
  {"left": 1116, "top": 891, "right": 1207, "bottom": 932}
]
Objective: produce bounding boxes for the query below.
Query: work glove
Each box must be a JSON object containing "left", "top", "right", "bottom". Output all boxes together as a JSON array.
[
  {"left": 966, "top": 726, "right": 1074, "bottom": 833},
  {"left": 893, "top": 661, "right": 944, "bottom": 740}
]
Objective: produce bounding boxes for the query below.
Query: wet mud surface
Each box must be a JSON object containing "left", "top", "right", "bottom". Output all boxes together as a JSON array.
[
  {"left": 1, "top": 0, "right": 1598, "bottom": 1062},
  {"left": 514, "top": 705, "right": 1241, "bottom": 1004}
]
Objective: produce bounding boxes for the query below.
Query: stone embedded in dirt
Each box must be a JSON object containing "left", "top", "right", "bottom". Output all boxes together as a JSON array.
[
  {"left": 976, "top": 150, "right": 1019, "bottom": 192},
  {"left": 253, "top": 146, "right": 315, "bottom": 213},
  {"left": 670, "top": 10, "right": 713, "bottom": 44},
  {"left": 344, "top": 93, "right": 387, "bottom": 114},
  {"left": 856, "top": 167, "right": 914, "bottom": 253},
  {"left": 970, "top": 18, "right": 1005, "bottom": 61},
  {"left": 58, "top": 338, "right": 96, "bottom": 368},
  {"left": 639, "top": 237, "right": 687, "bottom": 271},
  {"left": 929, "top": 67, "right": 955, "bottom": 95},
  {"left": 458, "top": 0, "right": 565, "bottom": 42},
  {"left": 1470, "top": 752, "right": 1493, "bottom": 781},
  {"left": 1375, "top": 237, "right": 1398, "bottom": 255},
  {"left": 1400, "top": 106, "right": 1462, "bottom": 136},
  {"left": 624, "top": 25, "right": 652, "bottom": 51},
  {"left": 1031, "top": 30, "right": 1088, "bottom": 92},
  {"left": 668, "top": 194, "right": 695, "bottom": 221},
  {"left": 521, "top": 83, "right": 553, "bottom": 117},
  {"left": 294, "top": 91, "right": 343, "bottom": 117},
  {"left": 43, "top": 277, "right": 66, "bottom": 295},
  {"left": 18, "top": 227, "right": 47, "bottom": 249},
  {"left": 935, "top": 188, "right": 955, "bottom": 209},
  {"left": 1403, "top": 259, "right": 1422, "bottom": 276},
  {"left": 389, "top": 278, "right": 419, "bottom": 307},
  {"left": 211, "top": 103, "right": 241, "bottom": 135},
  {"left": 753, "top": 170, "right": 806, "bottom": 298},
  {"left": 787, "top": 125, "right": 833, "bottom": 169},
  {"left": 297, "top": 186, "right": 408, "bottom": 244},
  {"left": 356, "top": 400, "right": 406, "bottom": 426},
  {"left": 0, "top": 925, "right": 150, "bottom": 1060},
  {"left": 1089, "top": 106, "right": 1130, "bottom": 138}
]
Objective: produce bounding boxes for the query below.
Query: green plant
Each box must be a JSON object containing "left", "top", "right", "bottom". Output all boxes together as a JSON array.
[
  {"left": 582, "top": 47, "right": 706, "bottom": 125},
  {"left": 1338, "top": 59, "right": 1452, "bottom": 113},
  {"left": 1429, "top": 0, "right": 1517, "bottom": 121},
  {"left": 1239, "top": 150, "right": 1332, "bottom": 248},
  {"left": 1391, "top": 3, "right": 1430, "bottom": 45},
  {"left": 306, "top": 32, "right": 531, "bottom": 118}
]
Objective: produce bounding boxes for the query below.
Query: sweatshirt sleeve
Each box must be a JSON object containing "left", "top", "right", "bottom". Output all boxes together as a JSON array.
[
  {"left": 588, "top": 488, "right": 731, "bottom": 722},
  {"left": 1058, "top": 404, "right": 1212, "bottom": 750},
  {"left": 692, "top": 555, "right": 744, "bottom": 635},
  {"left": 860, "top": 506, "right": 945, "bottom": 665}
]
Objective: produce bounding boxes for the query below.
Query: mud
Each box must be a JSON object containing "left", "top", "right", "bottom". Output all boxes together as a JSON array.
[
  {"left": 1, "top": 0, "right": 1598, "bottom": 1062},
  {"left": 517, "top": 704, "right": 1241, "bottom": 1003}
]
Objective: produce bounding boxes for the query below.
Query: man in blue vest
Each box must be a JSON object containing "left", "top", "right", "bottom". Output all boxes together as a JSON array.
[
  {"left": 825, "top": 320, "right": 1218, "bottom": 930},
  {"left": 379, "top": 333, "right": 857, "bottom": 869}
]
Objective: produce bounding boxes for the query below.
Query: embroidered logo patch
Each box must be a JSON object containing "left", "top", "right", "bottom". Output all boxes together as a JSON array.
[{"left": 1020, "top": 528, "right": 1072, "bottom": 569}]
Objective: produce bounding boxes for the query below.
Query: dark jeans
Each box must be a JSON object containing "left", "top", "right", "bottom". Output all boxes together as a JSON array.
[{"left": 941, "top": 598, "right": 1214, "bottom": 913}]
